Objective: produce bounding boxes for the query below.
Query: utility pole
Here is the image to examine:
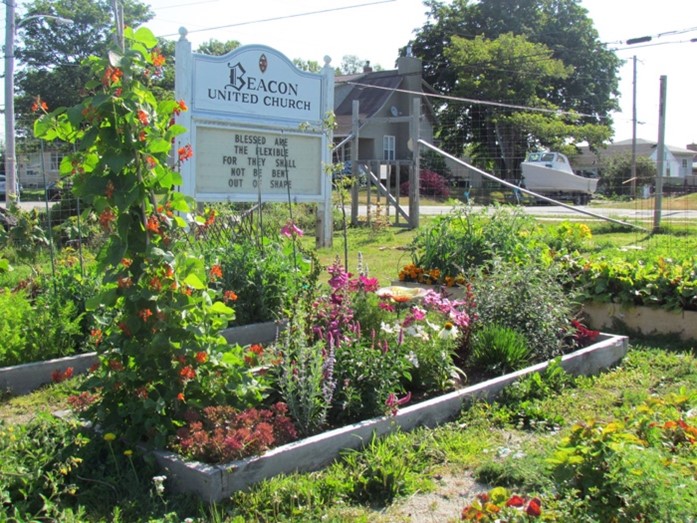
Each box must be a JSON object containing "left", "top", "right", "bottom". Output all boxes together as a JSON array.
[
  {"left": 653, "top": 75, "right": 667, "bottom": 232},
  {"left": 4, "top": 0, "right": 18, "bottom": 205},
  {"left": 630, "top": 56, "right": 637, "bottom": 199}
]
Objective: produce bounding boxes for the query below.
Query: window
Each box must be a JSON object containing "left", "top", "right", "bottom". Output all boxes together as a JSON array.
[
  {"left": 682, "top": 159, "right": 688, "bottom": 169},
  {"left": 50, "top": 152, "right": 65, "bottom": 171},
  {"left": 383, "top": 135, "right": 395, "bottom": 161}
]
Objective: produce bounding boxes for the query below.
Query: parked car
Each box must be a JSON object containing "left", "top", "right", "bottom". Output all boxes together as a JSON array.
[
  {"left": 45, "top": 180, "right": 72, "bottom": 200},
  {"left": 0, "top": 174, "right": 22, "bottom": 196}
]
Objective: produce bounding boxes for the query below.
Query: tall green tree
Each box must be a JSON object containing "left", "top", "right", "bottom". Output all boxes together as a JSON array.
[
  {"left": 13, "top": 0, "right": 153, "bottom": 138},
  {"left": 408, "top": 0, "right": 621, "bottom": 179}
]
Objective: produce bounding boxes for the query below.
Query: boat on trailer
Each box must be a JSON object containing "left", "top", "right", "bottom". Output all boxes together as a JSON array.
[{"left": 521, "top": 151, "right": 598, "bottom": 204}]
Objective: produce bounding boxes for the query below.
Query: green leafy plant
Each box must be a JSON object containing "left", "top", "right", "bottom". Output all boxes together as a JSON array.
[
  {"left": 472, "top": 260, "right": 575, "bottom": 360},
  {"left": 403, "top": 205, "right": 542, "bottom": 284},
  {"left": 34, "top": 27, "right": 261, "bottom": 448},
  {"left": 548, "top": 390, "right": 697, "bottom": 521},
  {"left": 460, "top": 487, "right": 545, "bottom": 521},
  {"left": 468, "top": 324, "right": 531, "bottom": 375}
]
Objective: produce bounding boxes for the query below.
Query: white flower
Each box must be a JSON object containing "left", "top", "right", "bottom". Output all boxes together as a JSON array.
[
  {"left": 438, "top": 322, "right": 459, "bottom": 340},
  {"left": 404, "top": 324, "right": 430, "bottom": 341},
  {"left": 406, "top": 351, "right": 420, "bottom": 368},
  {"left": 381, "top": 321, "right": 399, "bottom": 335},
  {"left": 152, "top": 475, "right": 167, "bottom": 495}
]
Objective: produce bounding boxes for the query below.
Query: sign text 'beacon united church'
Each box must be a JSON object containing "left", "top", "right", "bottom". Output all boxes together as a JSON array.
[{"left": 192, "top": 47, "right": 323, "bottom": 124}]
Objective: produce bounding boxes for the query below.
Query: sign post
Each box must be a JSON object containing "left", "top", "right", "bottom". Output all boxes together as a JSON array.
[{"left": 175, "top": 28, "right": 334, "bottom": 246}]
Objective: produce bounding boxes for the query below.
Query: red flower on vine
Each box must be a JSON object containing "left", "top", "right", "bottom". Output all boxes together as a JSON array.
[
  {"left": 137, "top": 110, "right": 149, "bottom": 126},
  {"left": 138, "top": 308, "right": 153, "bottom": 322},
  {"left": 151, "top": 50, "right": 166, "bottom": 68},
  {"left": 105, "top": 180, "right": 115, "bottom": 199},
  {"left": 223, "top": 290, "right": 238, "bottom": 303},
  {"left": 195, "top": 351, "right": 208, "bottom": 364},
  {"left": 31, "top": 96, "right": 49, "bottom": 112},
  {"left": 98, "top": 208, "right": 116, "bottom": 231},
  {"left": 174, "top": 99, "right": 188, "bottom": 115},
  {"left": 102, "top": 66, "right": 123, "bottom": 86},
  {"left": 180, "top": 366, "right": 196, "bottom": 381},
  {"left": 146, "top": 215, "right": 161, "bottom": 234},
  {"left": 178, "top": 144, "right": 193, "bottom": 162},
  {"left": 209, "top": 264, "right": 223, "bottom": 281}
]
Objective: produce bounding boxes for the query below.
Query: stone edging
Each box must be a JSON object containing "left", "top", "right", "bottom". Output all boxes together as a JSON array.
[{"left": 154, "top": 333, "right": 628, "bottom": 502}]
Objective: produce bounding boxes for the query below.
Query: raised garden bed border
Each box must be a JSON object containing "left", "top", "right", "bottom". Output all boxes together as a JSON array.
[{"left": 155, "top": 332, "right": 628, "bottom": 502}]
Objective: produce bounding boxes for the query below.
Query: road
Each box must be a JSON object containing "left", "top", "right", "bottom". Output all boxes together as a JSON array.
[{"left": 5, "top": 200, "right": 697, "bottom": 224}]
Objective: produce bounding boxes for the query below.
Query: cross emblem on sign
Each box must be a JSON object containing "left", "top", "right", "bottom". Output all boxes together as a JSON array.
[{"left": 226, "top": 62, "right": 246, "bottom": 91}]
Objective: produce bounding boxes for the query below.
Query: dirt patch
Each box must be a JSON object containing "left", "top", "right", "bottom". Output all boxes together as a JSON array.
[{"left": 383, "top": 471, "right": 488, "bottom": 522}]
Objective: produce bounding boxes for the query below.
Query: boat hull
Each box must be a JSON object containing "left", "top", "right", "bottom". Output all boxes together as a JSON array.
[{"left": 521, "top": 162, "right": 598, "bottom": 195}]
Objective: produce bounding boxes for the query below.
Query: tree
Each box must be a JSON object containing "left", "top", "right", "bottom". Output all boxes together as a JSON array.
[
  {"left": 196, "top": 39, "right": 241, "bottom": 56},
  {"left": 13, "top": 0, "right": 153, "bottom": 139},
  {"left": 336, "top": 55, "right": 384, "bottom": 75},
  {"left": 600, "top": 154, "right": 656, "bottom": 197},
  {"left": 408, "top": 0, "right": 621, "bottom": 179}
]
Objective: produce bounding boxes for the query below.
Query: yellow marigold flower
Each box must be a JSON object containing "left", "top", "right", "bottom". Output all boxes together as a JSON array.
[
  {"left": 124, "top": 449, "right": 133, "bottom": 457},
  {"left": 103, "top": 433, "right": 117, "bottom": 442}
]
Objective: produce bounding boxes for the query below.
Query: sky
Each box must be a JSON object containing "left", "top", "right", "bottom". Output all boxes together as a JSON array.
[{"left": 3, "top": 0, "right": 697, "bottom": 148}]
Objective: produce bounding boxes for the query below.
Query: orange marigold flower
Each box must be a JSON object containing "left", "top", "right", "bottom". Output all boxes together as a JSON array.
[
  {"left": 117, "top": 276, "right": 133, "bottom": 289},
  {"left": 209, "top": 264, "right": 223, "bottom": 280},
  {"left": 145, "top": 155, "right": 157, "bottom": 169},
  {"left": 138, "top": 308, "right": 153, "bottom": 322},
  {"left": 223, "top": 290, "right": 238, "bottom": 303},
  {"left": 179, "top": 365, "right": 196, "bottom": 381},
  {"left": 182, "top": 286, "right": 193, "bottom": 296},
  {"left": 195, "top": 351, "right": 208, "bottom": 364},
  {"left": 178, "top": 144, "right": 193, "bottom": 162},
  {"left": 138, "top": 130, "right": 147, "bottom": 142},
  {"left": 177, "top": 392, "right": 185, "bottom": 402},
  {"left": 121, "top": 258, "right": 133, "bottom": 268},
  {"left": 250, "top": 344, "right": 264, "bottom": 356},
  {"left": 164, "top": 264, "right": 174, "bottom": 278},
  {"left": 137, "top": 110, "right": 149, "bottom": 125}
]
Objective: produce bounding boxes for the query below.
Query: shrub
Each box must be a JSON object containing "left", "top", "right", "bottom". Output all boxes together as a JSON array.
[
  {"left": 471, "top": 261, "right": 575, "bottom": 360},
  {"left": 468, "top": 324, "right": 530, "bottom": 375},
  {"left": 400, "top": 169, "right": 450, "bottom": 199}
]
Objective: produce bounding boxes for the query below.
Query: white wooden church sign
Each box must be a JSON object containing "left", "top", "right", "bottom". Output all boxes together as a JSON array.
[{"left": 174, "top": 28, "right": 334, "bottom": 244}]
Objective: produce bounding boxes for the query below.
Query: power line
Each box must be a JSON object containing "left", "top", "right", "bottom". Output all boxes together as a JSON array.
[
  {"left": 346, "top": 81, "right": 603, "bottom": 119},
  {"left": 156, "top": 0, "right": 397, "bottom": 38}
]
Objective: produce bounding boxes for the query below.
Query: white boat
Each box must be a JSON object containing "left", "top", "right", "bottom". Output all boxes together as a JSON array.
[{"left": 521, "top": 151, "right": 598, "bottom": 201}]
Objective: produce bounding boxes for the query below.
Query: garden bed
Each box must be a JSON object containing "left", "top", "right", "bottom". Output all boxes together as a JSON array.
[
  {"left": 583, "top": 302, "right": 697, "bottom": 342},
  {"left": 0, "top": 321, "right": 284, "bottom": 396},
  {"left": 154, "top": 332, "right": 628, "bottom": 502}
]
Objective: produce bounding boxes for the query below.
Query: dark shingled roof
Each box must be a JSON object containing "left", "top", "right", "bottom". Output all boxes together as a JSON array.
[{"left": 334, "top": 72, "right": 403, "bottom": 136}]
